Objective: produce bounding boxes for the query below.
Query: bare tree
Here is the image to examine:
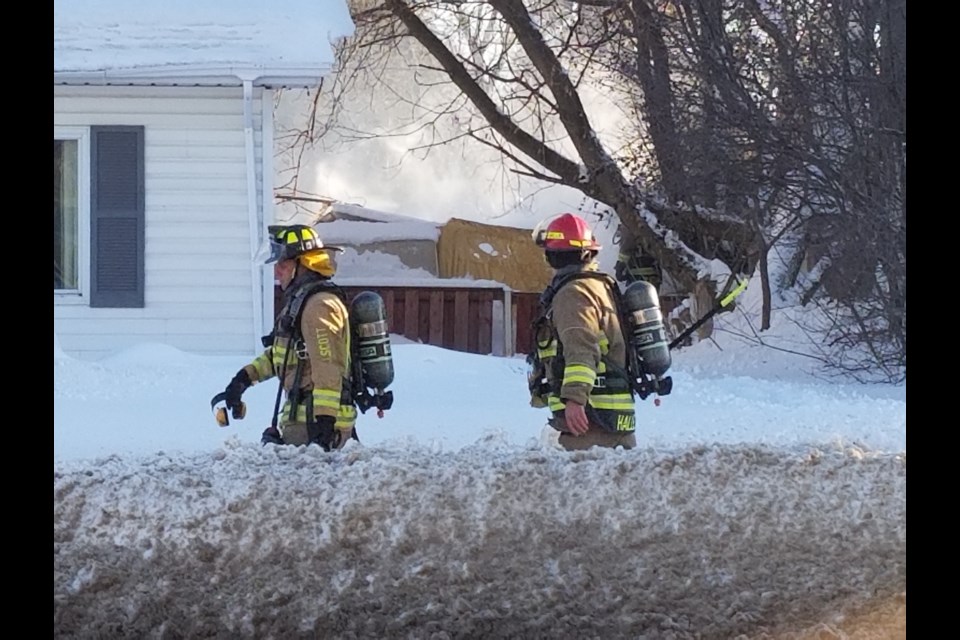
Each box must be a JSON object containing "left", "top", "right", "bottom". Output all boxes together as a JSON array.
[
  {"left": 591, "top": 0, "right": 904, "bottom": 378},
  {"left": 301, "top": 0, "right": 762, "bottom": 302},
  {"left": 279, "top": 0, "right": 904, "bottom": 380}
]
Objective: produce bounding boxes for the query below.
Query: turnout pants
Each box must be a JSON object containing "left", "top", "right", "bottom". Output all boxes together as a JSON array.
[{"left": 558, "top": 428, "right": 636, "bottom": 451}]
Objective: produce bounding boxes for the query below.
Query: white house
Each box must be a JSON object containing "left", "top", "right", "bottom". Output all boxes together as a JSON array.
[{"left": 53, "top": 1, "right": 355, "bottom": 359}]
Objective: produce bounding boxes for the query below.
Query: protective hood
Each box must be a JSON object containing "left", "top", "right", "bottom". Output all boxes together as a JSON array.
[{"left": 298, "top": 249, "right": 337, "bottom": 277}]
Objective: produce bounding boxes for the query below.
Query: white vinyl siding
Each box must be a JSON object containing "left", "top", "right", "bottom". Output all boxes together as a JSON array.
[{"left": 54, "top": 85, "right": 267, "bottom": 359}]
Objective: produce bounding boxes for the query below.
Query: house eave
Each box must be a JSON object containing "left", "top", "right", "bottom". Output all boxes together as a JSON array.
[{"left": 53, "top": 63, "right": 331, "bottom": 89}]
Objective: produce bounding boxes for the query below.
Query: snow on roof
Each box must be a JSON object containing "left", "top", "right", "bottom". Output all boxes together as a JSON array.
[
  {"left": 316, "top": 219, "right": 441, "bottom": 244},
  {"left": 53, "top": 0, "right": 355, "bottom": 86}
]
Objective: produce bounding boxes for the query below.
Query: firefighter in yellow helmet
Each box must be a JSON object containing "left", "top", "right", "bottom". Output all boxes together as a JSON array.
[
  {"left": 220, "top": 224, "right": 358, "bottom": 449},
  {"left": 528, "top": 213, "right": 637, "bottom": 450}
]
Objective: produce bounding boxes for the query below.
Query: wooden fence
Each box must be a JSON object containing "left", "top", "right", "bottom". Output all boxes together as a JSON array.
[{"left": 275, "top": 284, "right": 541, "bottom": 356}]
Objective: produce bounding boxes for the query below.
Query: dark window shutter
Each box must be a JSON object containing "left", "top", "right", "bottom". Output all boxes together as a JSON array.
[{"left": 90, "top": 126, "right": 145, "bottom": 308}]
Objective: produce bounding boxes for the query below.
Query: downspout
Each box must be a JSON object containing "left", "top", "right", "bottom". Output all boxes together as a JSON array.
[
  {"left": 260, "top": 88, "right": 276, "bottom": 340},
  {"left": 242, "top": 79, "right": 265, "bottom": 355}
]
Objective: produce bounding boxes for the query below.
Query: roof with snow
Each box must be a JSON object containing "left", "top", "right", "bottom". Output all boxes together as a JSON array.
[
  {"left": 53, "top": 0, "right": 355, "bottom": 87},
  {"left": 315, "top": 203, "right": 443, "bottom": 243},
  {"left": 317, "top": 219, "right": 442, "bottom": 244}
]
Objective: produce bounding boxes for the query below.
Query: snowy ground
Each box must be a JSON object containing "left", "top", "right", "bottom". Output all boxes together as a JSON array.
[{"left": 54, "top": 301, "right": 906, "bottom": 639}]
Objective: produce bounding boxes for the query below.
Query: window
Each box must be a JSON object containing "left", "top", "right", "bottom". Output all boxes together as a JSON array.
[
  {"left": 53, "top": 125, "right": 145, "bottom": 308},
  {"left": 54, "top": 127, "right": 90, "bottom": 298}
]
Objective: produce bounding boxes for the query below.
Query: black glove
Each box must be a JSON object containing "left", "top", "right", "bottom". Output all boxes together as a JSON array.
[
  {"left": 307, "top": 415, "right": 338, "bottom": 451},
  {"left": 224, "top": 369, "right": 252, "bottom": 412},
  {"left": 260, "top": 426, "right": 284, "bottom": 446}
]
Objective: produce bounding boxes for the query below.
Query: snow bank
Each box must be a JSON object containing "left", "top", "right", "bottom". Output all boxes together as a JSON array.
[{"left": 54, "top": 442, "right": 906, "bottom": 638}]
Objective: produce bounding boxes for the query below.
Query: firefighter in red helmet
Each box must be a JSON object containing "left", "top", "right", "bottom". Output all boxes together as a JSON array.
[{"left": 528, "top": 213, "right": 637, "bottom": 450}]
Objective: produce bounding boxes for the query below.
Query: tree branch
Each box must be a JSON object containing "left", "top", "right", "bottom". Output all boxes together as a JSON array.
[{"left": 385, "top": 0, "right": 583, "bottom": 184}]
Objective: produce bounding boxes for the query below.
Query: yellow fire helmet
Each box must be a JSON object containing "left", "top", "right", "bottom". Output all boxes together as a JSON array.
[{"left": 263, "top": 224, "right": 343, "bottom": 276}]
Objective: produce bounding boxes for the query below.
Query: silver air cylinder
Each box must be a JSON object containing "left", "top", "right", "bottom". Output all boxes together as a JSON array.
[
  {"left": 622, "top": 280, "right": 671, "bottom": 376},
  {"left": 351, "top": 291, "right": 395, "bottom": 391}
]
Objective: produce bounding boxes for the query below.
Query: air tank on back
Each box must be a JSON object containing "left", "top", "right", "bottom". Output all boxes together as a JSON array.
[
  {"left": 621, "top": 280, "right": 671, "bottom": 377},
  {"left": 350, "top": 291, "right": 395, "bottom": 412}
]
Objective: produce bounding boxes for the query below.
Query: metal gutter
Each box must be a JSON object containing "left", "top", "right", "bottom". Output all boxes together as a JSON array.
[{"left": 54, "top": 64, "right": 332, "bottom": 88}]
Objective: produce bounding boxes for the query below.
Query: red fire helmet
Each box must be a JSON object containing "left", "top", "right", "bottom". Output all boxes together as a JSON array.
[{"left": 532, "top": 213, "right": 602, "bottom": 251}]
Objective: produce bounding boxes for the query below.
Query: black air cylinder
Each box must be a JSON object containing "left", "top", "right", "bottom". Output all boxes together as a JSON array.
[
  {"left": 350, "top": 291, "right": 395, "bottom": 390},
  {"left": 621, "top": 280, "right": 671, "bottom": 376}
]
